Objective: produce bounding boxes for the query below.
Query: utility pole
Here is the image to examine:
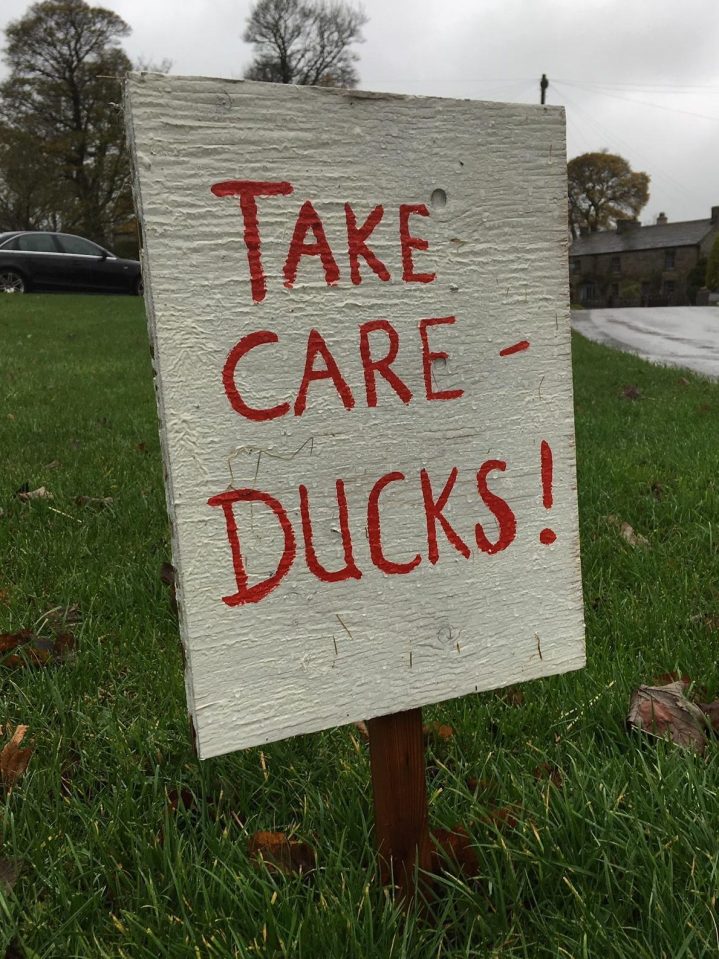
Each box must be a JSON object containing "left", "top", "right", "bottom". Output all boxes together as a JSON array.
[{"left": 540, "top": 73, "right": 549, "bottom": 105}]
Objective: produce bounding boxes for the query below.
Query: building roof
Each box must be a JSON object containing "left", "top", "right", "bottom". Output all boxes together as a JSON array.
[{"left": 570, "top": 218, "right": 715, "bottom": 256}]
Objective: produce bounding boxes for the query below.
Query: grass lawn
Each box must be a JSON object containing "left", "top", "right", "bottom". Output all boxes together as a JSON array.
[{"left": 1, "top": 294, "right": 719, "bottom": 958}]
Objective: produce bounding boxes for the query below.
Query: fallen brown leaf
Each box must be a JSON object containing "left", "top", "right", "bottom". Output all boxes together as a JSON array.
[
  {"left": 167, "top": 787, "right": 195, "bottom": 813},
  {"left": 699, "top": 702, "right": 719, "bottom": 734},
  {"left": 608, "top": 515, "right": 649, "bottom": 548},
  {"left": 353, "top": 720, "right": 369, "bottom": 741},
  {"left": 248, "top": 831, "right": 315, "bottom": 874},
  {"left": 0, "top": 858, "right": 21, "bottom": 895},
  {"left": 533, "top": 762, "right": 564, "bottom": 788},
  {"left": 136, "top": 442, "right": 148, "bottom": 453},
  {"left": 44, "top": 460, "right": 61, "bottom": 471},
  {"left": 75, "top": 496, "right": 113, "bottom": 510},
  {"left": 622, "top": 385, "right": 641, "bottom": 400},
  {"left": 652, "top": 672, "right": 691, "bottom": 689},
  {"left": 0, "top": 726, "right": 34, "bottom": 789},
  {"left": 423, "top": 722, "right": 454, "bottom": 743},
  {"left": 17, "top": 486, "right": 53, "bottom": 502},
  {"left": 431, "top": 826, "right": 479, "bottom": 875},
  {"left": 0, "top": 630, "right": 75, "bottom": 668},
  {"left": 40, "top": 605, "right": 81, "bottom": 628},
  {"left": 650, "top": 481, "right": 664, "bottom": 500},
  {"left": 620, "top": 522, "right": 649, "bottom": 548},
  {"left": 160, "top": 562, "right": 178, "bottom": 614},
  {"left": 466, "top": 776, "right": 499, "bottom": 800},
  {"left": 482, "top": 806, "right": 520, "bottom": 830},
  {"left": 678, "top": 376, "right": 690, "bottom": 387},
  {"left": 497, "top": 686, "right": 525, "bottom": 707},
  {"left": 628, "top": 681, "right": 709, "bottom": 753}
]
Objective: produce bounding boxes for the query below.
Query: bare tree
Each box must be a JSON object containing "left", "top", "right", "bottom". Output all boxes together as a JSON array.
[
  {"left": 243, "top": 0, "right": 367, "bottom": 88},
  {"left": 0, "top": 0, "right": 133, "bottom": 245}
]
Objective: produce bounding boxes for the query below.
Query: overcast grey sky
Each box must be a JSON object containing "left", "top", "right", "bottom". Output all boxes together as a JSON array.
[{"left": 2, "top": 0, "right": 718, "bottom": 225}]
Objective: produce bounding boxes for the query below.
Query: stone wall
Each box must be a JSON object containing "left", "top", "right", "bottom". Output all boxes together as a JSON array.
[{"left": 570, "top": 245, "right": 702, "bottom": 308}]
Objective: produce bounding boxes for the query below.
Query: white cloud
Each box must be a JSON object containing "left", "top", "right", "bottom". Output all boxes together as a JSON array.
[{"left": 1, "top": 0, "right": 718, "bottom": 221}]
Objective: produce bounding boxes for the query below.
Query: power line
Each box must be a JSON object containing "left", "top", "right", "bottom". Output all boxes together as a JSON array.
[
  {"left": 554, "top": 82, "right": 707, "bottom": 211},
  {"left": 557, "top": 79, "right": 719, "bottom": 122},
  {"left": 555, "top": 77, "right": 719, "bottom": 92}
]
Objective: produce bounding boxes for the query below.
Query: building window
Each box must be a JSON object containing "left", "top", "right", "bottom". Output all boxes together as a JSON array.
[
  {"left": 610, "top": 256, "right": 621, "bottom": 273},
  {"left": 580, "top": 282, "right": 596, "bottom": 304},
  {"left": 611, "top": 284, "right": 619, "bottom": 297},
  {"left": 571, "top": 258, "right": 580, "bottom": 273},
  {"left": 664, "top": 249, "right": 676, "bottom": 269}
]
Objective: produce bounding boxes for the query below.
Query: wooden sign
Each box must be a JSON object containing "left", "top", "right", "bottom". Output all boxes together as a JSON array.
[{"left": 125, "top": 75, "right": 585, "bottom": 760}]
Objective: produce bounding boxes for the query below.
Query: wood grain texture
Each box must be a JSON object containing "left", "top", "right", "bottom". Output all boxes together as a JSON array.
[
  {"left": 368, "top": 708, "right": 431, "bottom": 894},
  {"left": 125, "top": 75, "right": 585, "bottom": 759}
]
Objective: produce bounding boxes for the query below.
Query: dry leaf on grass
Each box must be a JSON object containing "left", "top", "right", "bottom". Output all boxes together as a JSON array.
[
  {"left": 353, "top": 720, "right": 369, "bottom": 741},
  {"left": 248, "top": 831, "right": 316, "bottom": 875},
  {"left": 466, "top": 777, "right": 499, "bottom": 800},
  {"left": 423, "top": 722, "right": 454, "bottom": 743},
  {"left": 167, "top": 787, "right": 196, "bottom": 813},
  {"left": 16, "top": 486, "right": 53, "bottom": 502},
  {"left": 628, "top": 682, "right": 709, "bottom": 753},
  {"left": 431, "top": 826, "right": 479, "bottom": 875},
  {"left": 160, "top": 562, "right": 178, "bottom": 614},
  {"left": 699, "top": 702, "right": 719, "bottom": 734},
  {"left": 497, "top": 686, "right": 525, "bottom": 707},
  {"left": 620, "top": 522, "right": 649, "bottom": 548},
  {"left": 650, "top": 481, "right": 664, "bottom": 500},
  {"left": 0, "top": 630, "right": 75, "bottom": 668},
  {"left": 75, "top": 496, "right": 113, "bottom": 510},
  {"left": 607, "top": 515, "right": 649, "bottom": 548},
  {"left": 0, "top": 859, "right": 21, "bottom": 895},
  {"left": 533, "top": 762, "right": 564, "bottom": 788},
  {"left": 40, "top": 605, "right": 81, "bottom": 628},
  {"left": 0, "top": 726, "right": 34, "bottom": 788},
  {"left": 482, "top": 806, "right": 520, "bottom": 830},
  {"left": 622, "top": 385, "right": 641, "bottom": 400}
]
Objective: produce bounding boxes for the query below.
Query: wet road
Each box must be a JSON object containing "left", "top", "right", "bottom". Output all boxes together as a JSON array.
[{"left": 571, "top": 307, "right": 719, "bottom": 379}]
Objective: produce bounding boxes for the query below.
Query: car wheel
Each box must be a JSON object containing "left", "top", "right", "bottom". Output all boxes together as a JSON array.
[
  {"left": 0, "top": 270, "right": 26, "bottom": 294},
  {"left": 134, "top": 275, "right": 144, "bottom": 296}
]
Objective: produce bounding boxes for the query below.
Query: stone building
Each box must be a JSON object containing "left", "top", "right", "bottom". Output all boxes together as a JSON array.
[{"left": 569, "top": 206, "right": 719, "bottom": 308}]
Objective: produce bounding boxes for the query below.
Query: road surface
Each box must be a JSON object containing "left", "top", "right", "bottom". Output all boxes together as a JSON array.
[{"left": 571, "top": 307, "right": 719, "bottom": 378}]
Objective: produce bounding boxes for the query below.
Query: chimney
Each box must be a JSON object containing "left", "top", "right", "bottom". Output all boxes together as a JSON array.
[
  {"left": 616, "top": 218, "right": 640, "bottom": 234},
  {"left": 657, "top": 212, "right": 668, "bottom": 225},
  {"left": 711, "top": 206, "right": 719, "bottom": 224}
]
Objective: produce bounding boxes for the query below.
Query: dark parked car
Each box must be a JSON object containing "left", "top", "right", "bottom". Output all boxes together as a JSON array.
[{"left": 0, "top": 231, "right": 142, "bottom": 295}]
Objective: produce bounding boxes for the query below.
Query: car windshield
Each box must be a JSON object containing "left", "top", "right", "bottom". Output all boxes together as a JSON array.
[{"left": 0, "top": 233, "right": 19, "bottom": 249}]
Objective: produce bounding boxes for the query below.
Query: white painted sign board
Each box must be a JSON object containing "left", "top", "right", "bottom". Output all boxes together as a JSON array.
[{"left": 125, "top": 75, "right": 585, "bottom": 760}]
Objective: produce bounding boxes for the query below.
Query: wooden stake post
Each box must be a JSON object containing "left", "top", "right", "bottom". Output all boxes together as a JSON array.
[{"left": 368, "top": 708, "right": 431, "bottom": 898}]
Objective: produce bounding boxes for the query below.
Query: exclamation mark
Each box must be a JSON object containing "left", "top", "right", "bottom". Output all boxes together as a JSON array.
[{"left": 540, "top": 440, "right": 557, "bottom": 545}]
